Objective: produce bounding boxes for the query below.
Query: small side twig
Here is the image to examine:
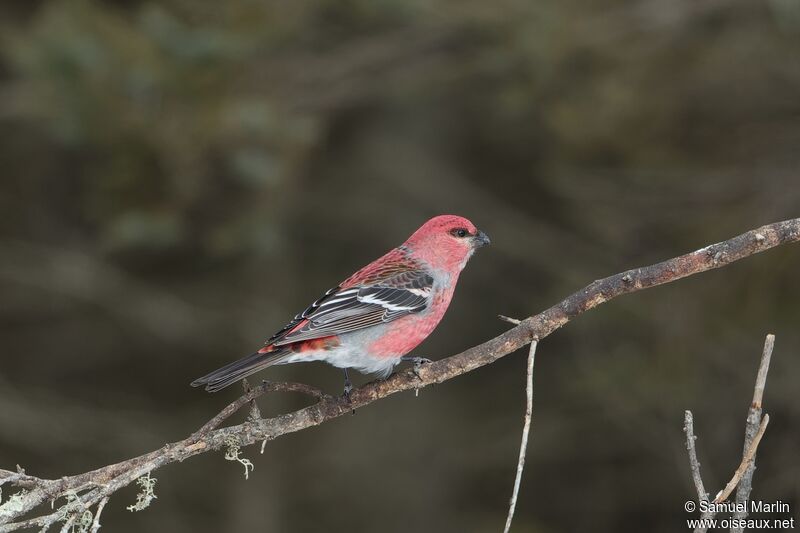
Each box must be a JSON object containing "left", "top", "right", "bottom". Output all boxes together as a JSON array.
[
  {"left": 89, "top": 497, "right": 109, "bottom": 533},
  {"left": 498, "top": 315, "right": 521, "bottom": 325},
  {"left": 714, "top": 414, "right": 770, "bottom": 504},
  {"left": 0, "top": 468, "right": 43, "bottom": 490},
  {"left": 503, "top": 339, "right": 538, "bottom": 533},
  {"left": 189, "top": 380, "right": 328, "bottom": 442}
]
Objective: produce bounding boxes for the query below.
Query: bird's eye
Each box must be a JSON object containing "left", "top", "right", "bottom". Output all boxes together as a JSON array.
[{"left": 450, "top": 228, "right": 469, "bottom": 238}]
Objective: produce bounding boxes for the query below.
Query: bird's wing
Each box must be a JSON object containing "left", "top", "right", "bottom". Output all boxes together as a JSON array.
[{"left": 265, "top": 259, "right": 433, "bottom": 347}]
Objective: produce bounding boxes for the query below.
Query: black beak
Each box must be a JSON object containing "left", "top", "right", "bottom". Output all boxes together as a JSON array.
[{"left": 473, "top": 230, "right": 491, "bottom": 247}]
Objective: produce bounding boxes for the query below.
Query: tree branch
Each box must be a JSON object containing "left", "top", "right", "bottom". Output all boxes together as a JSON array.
[{"left": 1, "top": 218, "right": 799, "bottom": 530}]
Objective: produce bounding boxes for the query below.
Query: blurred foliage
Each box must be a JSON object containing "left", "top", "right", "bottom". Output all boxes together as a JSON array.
[{"left": 1, "top": 0, "right": 799, "bottom": 532}]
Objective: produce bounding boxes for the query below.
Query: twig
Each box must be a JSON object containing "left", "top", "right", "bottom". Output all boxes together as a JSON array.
[
  {"left": 750, "top": 335, "right": 775, "bottom": 410},
  {"left": 1, "top": 218, "right": 799, "bottom": 530},
  {"left": 0, "top": 469, "right": 43, "bottom": 490},
  {"left": 498, "top": 315, "right": 521, "bottom": 325},
  {"left": 683, "top": 411, "right": 709, "bottom": 504},
  {"left": 90, "top": 497, "right": 109, "bottom": 533},
  {"left": 503, "top": 340, "right": 538, "bottom": 533},
  {"left": 188, "top": 380, "right": 328, "bottom": 442},
  {"left": 58, "top": 513, "right": 77, "bottom": 533},
  {"left": 714, "top": 414, "right": 770, "bottom": 504},
  {"left": 731, "top": 334, "right": 774, "bottom": 532}
]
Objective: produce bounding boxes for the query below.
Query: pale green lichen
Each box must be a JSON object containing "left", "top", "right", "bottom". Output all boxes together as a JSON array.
[
  {"left": 0, "top": 489, "right": 29, "bottom": 521},
  {"left": 54, "top": 492, "right": 93, "bottom": 533},
  {"left": 224, "top": 436, "right": 254, "bottom": 480},
  {"left": 71, "top": 509, "right": 94, "bottom": 533},
  {"left": 127, "top": 472, "right": 157, "bottom": 512}
]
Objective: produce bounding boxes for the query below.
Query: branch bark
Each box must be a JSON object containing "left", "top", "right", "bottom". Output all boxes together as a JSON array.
[{"left": 1, "top": 218, "right": 799, "bottom": 530}]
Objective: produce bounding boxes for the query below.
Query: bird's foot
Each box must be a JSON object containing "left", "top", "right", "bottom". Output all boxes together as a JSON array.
[
  {"left": 341, "top": 369, "right": 355, "bottom": 413},
  {"left": 401, "top": 356, "right": 433, "bottom": 365},
  {"left": 342, "top": 380, "right": 353, "bottom": 399},
  {"left": 401, "top": 356, "right": 433, "bottom": 379},
  {"left": 341, "top": 383, "right": 357, "bottom": 414}
]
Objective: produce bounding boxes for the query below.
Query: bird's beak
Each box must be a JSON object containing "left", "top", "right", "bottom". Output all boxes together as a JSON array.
[{"left": 473, "top": 230, "right": 491, "bottom": 248}]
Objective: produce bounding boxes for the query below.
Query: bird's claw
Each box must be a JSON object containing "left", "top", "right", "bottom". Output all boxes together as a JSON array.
[
  {"left": 341, "top": 367, "right": 354, "bottom": 402},
  {"left": 341, "top": 383, "right": 357, "bottom": 414},
  {"left": 401, "top": 356, "right": 433, "bottom": 379},
  {"left": 401, "top": 356, "right": 433, "bottom": 365}
]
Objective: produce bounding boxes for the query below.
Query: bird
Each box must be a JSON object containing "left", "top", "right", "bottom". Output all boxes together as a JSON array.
[{"left": 191, "top": 215, "right": 490, "bottom": 394}]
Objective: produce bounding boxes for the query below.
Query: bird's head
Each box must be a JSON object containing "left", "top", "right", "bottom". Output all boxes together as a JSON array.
[{"left": 403, "top": 215, "right": 490, "bottom": 272}]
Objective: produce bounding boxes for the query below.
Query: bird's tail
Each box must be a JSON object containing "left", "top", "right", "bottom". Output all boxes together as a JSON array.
[{"left": 191, "top": 348, "right": 292, "bottom": 392}]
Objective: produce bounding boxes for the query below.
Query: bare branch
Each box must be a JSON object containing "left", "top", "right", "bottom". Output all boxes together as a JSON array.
[
  {"left": 2, "top": 218, "right": 799, "bottom": 530},
  {"left": 503, "top": 340, "right": 538, "bottom": 533},
  {"left": 731, "top": 334, "right": 775, "bottom": 531},
  {"left": 683, "top": 410, "right": 709, "bottom": 504}
]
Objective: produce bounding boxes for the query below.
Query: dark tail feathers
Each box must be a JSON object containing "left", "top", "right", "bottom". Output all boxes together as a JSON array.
[{"left": 191, "top": 349, "right": 291, "bottom": 392}]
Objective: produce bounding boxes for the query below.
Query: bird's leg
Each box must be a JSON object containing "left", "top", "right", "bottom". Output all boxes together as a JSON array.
[
  {"left": 400, "top": 356, "right": 433, "bottom": 379},
  {"left": 342, "top": 368, "right": 353, "bottom": 399}
]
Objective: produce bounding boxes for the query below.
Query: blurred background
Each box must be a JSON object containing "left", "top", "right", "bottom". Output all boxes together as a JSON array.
[{"left": 1, "top": 0, "right": 799, "bottom": 531}]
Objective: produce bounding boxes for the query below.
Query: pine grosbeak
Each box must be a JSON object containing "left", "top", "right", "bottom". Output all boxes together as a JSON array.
[{"left": 192, "top": 215, "right": 490, "bottom": 393}]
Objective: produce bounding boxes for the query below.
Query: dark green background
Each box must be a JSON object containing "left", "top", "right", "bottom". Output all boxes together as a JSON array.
[{"left": 1, "top": 1, "right": 798, "bottom": 531}]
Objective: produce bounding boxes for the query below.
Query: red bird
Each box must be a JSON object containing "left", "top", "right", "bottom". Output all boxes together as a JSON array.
[{"left": 191, "top": 215, "right": 490, "bottom": 393}]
